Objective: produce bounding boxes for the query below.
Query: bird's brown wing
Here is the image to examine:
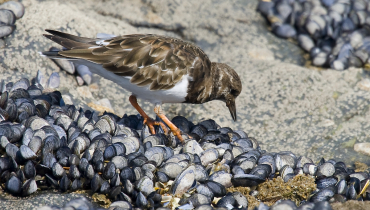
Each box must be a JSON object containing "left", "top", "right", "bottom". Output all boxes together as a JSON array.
[{"left": 44, "top": 30, "right": 211, "bottom": 91}]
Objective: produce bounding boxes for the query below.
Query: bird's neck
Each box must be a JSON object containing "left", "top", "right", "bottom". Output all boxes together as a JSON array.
[{"left": 185, "top": 62, "right": 220, "bottom": 104}]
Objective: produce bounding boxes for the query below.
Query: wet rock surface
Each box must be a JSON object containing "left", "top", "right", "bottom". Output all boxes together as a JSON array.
[{"left": 0, "top": 0, "right": 370, "bottom": 209}]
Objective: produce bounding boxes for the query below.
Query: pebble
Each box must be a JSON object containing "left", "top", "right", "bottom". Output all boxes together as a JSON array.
[
  {"left": 357, "top": 78, "right": 370, "bottom": 91},
  {"left": 247, "top": 48, "right": 275, "bottom": 61},
  {"left": 88, "top": 83, "right": 99, "bottom": 92},
  {"left": 76, "top": 76, "right": 84, "bottom": 86},
  {"left": 76, "top": 86, "right": 93, "bottom": 98},
  {"left": 321, "top": 119, "right": 335, "bottom": 127},
  {"left": 354, "top": 142, "right": 370, "bottom": 156},
  {"left": 87, "top": 98, "right": 114, "bottom": 114},
  {"left": 61, "top": 94, "right": 73, "bottom": 105}
]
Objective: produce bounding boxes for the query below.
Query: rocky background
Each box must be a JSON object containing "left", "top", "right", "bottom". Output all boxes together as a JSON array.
[{"left": 1, "top": 0, "right": 370, "bottom": 209}]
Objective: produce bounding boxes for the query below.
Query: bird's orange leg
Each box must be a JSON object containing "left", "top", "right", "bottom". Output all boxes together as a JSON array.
[
  {"left": 154, "top": 104, "right": 184, "bottom": 144},
  {"left": 129, "top": 95, "right": 169, "bottom": 135}
]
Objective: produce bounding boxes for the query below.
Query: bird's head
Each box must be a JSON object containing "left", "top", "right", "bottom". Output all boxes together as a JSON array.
[{"left": 212, "top": 63, "right": 242, "bottom": 121}]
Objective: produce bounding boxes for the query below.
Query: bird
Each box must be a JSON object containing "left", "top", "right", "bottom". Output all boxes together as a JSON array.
[{"left": 42, "top": 29, "right": 242, "bottom": 144}]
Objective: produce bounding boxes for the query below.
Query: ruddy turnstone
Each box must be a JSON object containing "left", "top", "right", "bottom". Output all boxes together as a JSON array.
[{"left": 42, "top": 30, "right": 242, "bottom": 143}]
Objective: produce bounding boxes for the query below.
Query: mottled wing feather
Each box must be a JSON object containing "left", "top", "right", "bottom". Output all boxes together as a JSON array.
[{"left": 47, "top": 32, "right": 209, "bottom": 91}]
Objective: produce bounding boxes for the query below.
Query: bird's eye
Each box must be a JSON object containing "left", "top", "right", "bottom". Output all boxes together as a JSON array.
[{"left": 230, "top": 89, "right": 238, "bottom": 96}]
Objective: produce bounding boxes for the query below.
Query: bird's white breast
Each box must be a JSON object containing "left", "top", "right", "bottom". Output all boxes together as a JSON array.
[{"left": 72, "top": 60, "right": 189, "bottom": 104}]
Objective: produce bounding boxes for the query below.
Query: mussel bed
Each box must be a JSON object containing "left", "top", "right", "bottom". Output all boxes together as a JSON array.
[
  {"left": 0, "top": 1, "right": 25, "bottom": 48},
  {"left": 257, "top": 0, "right": 370, "bottom": 71},
  {"left": 0, "top": 72, "right": 369, "bottom": 210}
]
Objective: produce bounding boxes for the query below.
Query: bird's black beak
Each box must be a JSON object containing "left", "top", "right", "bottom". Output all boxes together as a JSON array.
[{"left": 226, "top": 99, "right": 237, "bottom": 121}]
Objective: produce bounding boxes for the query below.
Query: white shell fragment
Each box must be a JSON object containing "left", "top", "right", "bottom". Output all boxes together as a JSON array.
[{"left": 47, "top": 72, "right": 60, "bottom": 89}]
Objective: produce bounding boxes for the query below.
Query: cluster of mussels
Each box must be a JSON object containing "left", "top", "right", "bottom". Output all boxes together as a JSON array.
[
  {"left": 0, "top": 72, "right": 370, "bottom": 210},
  {"left": 0, "top": 1, "right": 25, "bottom": 48},
  {"left": 257, "top": 0, "right": 370, "bottom": 70}
]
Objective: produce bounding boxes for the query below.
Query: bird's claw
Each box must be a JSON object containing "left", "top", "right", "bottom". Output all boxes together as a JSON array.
[
  {"left": 143, "top": 117, "right": 169, "bottom": 135},
  {"left": 170, "top": 128, "right": 186, "bottom": 144}
]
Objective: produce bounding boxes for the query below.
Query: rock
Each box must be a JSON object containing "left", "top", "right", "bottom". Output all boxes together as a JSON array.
[
  {"left": 354, "top": 143, "right": 370, "bottom": 156},
  {"left": 61, "top": 95, "right": 73, "bottom": 105},
  {"left": 87, "top": 98, "right": 114, "bottom": 114},
  {"left": 357, "top": 79, "right": 370, "bottom": 91},
  {"left": 76, "top": 86, "right": 93, "bottom": 98}
]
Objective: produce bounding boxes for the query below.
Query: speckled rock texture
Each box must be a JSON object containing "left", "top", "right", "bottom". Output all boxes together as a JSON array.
[{"left": 1, "top": 0, "right": 370, "bottom": 208}]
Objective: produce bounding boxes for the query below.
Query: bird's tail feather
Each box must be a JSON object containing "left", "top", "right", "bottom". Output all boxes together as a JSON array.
[
  {"left": 39, "top": 50, "right": 78, "bottom": 60},
  {"left": 43, "top": 29, "right": 99, "bottom": 50}
]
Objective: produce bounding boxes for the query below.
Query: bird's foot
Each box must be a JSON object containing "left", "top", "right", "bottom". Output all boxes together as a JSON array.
[
  {"left": 154, "top": 104, "right": 185, "bottom": 144},
  {"left": 143, "top": 117, "right": 169, "bottom": 135},
  {"left": 170, "top": 128, "right": 184, "bottom": 144}
]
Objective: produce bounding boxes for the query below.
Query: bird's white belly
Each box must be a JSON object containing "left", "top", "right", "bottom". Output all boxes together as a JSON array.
[
  {"left": 73, "top": 60, "right": 188, "bottom": 104},
  {"left": 117, "top": 76, "right": 189, "bottom": 104}
]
